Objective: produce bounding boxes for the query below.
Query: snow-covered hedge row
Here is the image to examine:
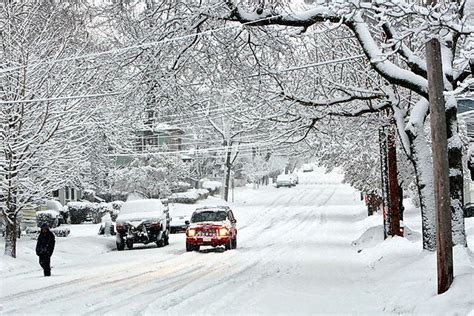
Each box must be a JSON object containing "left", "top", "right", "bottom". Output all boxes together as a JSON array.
[
  {"left": 66, "top": 201, "right": 121, "bottom": 224},
  {"left": 26, "top": 226, "right": 70, "bottom": 237},
  {"left": 201, "top": 180, "right": 222, "bottom": 195},
  {"left": 170, "top": 191, "right": 200, "bottom": 204},
  {"left": 169, "top": 188, "right": 212, "bottom": 204},
  {"left": 194, "top": 189, "right": 209, "bottom": 200},
  {"left": 36, "top": 210, "right": 60, "bottom": 228},
  {"left": 172, "top": 181, "right": 192, "bottom": 193}
]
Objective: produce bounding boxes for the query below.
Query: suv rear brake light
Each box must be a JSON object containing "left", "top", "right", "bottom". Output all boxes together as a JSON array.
[{"left": 218, "top": 227, "right": 229, "bottom": 237}]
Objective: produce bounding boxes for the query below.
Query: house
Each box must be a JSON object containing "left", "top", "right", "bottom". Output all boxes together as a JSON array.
[
  {"left": 134, "top": 123, "right": 185, "bottom": 153},
  {"left": 52, "top": 186, "right": 82, "bottom": 206}
]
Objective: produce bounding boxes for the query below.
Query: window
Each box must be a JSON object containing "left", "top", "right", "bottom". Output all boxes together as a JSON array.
[
  {"left": 52, "top": 190, "right": 59, "bottom": 198},
  {"left": 191, "top": 211, "right": 227, "bottom": 223},
  {"left": 65, "top": 187, "right": 69, "bottom": 200}
]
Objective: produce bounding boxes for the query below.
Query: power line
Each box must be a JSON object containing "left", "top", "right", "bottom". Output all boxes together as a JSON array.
[{"left": 0, "top": 13, "right": 290, "bottom": 75}]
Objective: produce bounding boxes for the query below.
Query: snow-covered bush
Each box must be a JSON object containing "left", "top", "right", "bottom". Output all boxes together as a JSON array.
[
  {"left": 201, "top": 180, "right": 222, "bottom": 195},
  {"left": 108, "top": 201, "right": 123, "bottom": 221},
  {"left": 194, "top": 189, "right": 209, "bottom": 200},
  {"left": 170, "top": 191, "right": 200, "bottom": 204},
  {"left": 36, "top": 210, "right": 60, "bottom": 228},
  {"left": 172, "top": 181, "right": 192, "bottom": 193},
  {"left": 98, "top": 213, "right": 115, "bottom": 236},
  {"left": 51, "top": 227, "right": 70, "bottom": 237},
  {"left": 67, "top": 201, "right": 110, "bottom": 224},
  {"left": 26, "top": 226, "right": 70, "bottom": 238}
]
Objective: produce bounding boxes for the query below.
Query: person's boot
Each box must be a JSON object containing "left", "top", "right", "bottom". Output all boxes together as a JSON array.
[{"left": 44, "top": 269, "right": 51, "bottom": 277}]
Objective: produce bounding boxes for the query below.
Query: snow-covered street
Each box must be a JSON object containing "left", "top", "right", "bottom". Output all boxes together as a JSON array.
[{"left": 1, "top": 169, "right": 473, "bottom": 315}]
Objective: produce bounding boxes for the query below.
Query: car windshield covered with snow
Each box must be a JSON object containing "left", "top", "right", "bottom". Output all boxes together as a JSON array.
[
  {"left": 191, "top": 210, "right": 227, "bottom": 223},
  {"left": 117, "top": 199, "right": 164, "bottom": 221}
]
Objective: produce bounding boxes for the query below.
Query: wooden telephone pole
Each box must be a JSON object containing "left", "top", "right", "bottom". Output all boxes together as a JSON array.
[{"left": 425, "top": 0, "right": 454, "bottom": 293}]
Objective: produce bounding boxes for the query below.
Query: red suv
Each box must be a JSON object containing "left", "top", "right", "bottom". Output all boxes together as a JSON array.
[{"left": 186, "top": 206, "right": 237, "bottom": 252}]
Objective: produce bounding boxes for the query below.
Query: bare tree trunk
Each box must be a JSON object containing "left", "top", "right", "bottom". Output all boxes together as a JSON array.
[
  {"left": 406, "top": 123, "right": 437, "bottom": 251},
  {"left": 4, "top": 213, "right": 18, "bottom": 258},
  {"left": 223, "top": 144, "right": 232, "bottom": 202},
  {"left": 445, "top": 95, "right": 467, "bottom": 246},
  {"left": 379, "top": 127, "right": 390, "bottom": 239},
  {"left": 387, "top": 125, "right": 402, "bottom": 237}
]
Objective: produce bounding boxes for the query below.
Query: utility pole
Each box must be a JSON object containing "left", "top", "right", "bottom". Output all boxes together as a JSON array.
[{"left": 425, "top": 0, "right": 454, "bottom": 294}]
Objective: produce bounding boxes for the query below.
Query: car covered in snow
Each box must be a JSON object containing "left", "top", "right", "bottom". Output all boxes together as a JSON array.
[
  {"left": 289, "top": 174, "right": 299, "bottom": 185},
  {"left": 276, "top": 174, "right": 293, "bottom": 188},
  {"left": 115, "top": 199, "right": 170, "bottom": 250},
  {"left": 302, "top": 164, "right": 314, "bottom": 172},
  {"left": 186, "top": 206, "right": 237, "bottom": 252},
  {"left": 170, "top": 214, "right": 190, "bottom": 233}
]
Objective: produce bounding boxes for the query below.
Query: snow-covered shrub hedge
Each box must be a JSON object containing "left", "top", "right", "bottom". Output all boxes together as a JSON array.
[
  {"left": 109, "top": 201, "right": 123, "bottom": 221},
  {"left": 170, "top": 191, "right": 200, "bottom": 204},
  {"left": 172, "top": 181, "right": 192, "bottom": 193},
  {"left": 26, "top": 226, "right": 70, "bottom": 237},
  {"left": 201, "top": 180, "right": 222, "bottom": 195},
  {"left": 194, "top": 189, "right": 209, "bottom": 200},
  {"left": 36, "top": 210, "right": 59, "bottom": 228},
  {"left": 51, "top": 226, "right": 70, "bottom": 237},
  {"left": 67, "top": 201, "right": 110, "bottom": 224}
]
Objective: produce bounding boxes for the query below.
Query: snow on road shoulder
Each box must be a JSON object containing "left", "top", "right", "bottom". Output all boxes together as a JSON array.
[
  {"left": 350, "top": 207, "right": 474, "bottom": 315},
  {"left": 0, "top": 169, "right": 473, "bottom": 315}
]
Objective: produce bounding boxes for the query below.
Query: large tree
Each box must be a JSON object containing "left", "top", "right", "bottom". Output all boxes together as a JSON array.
[{"left": 0, "top": 2, "right": 117, "bottom": 257}]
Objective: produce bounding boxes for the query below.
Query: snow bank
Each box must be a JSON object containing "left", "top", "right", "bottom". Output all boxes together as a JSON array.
[{"left": 350, "top": 212, "right": 474, "bottom": 315}]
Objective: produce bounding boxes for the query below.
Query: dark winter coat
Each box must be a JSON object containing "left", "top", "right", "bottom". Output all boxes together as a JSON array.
[{"left": 36, "top": 228, "right": 55, "bottom": 257}]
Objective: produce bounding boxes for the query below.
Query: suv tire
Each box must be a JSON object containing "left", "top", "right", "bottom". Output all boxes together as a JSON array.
[
  {"left": 164, "top": 229, "right": 170, "bottom": 246},
  {"left": 186, "top": 242, "right": 192, "bottom": 252},
  {"left": 117, "top": 238, "right": 125, "bottom": 251}
]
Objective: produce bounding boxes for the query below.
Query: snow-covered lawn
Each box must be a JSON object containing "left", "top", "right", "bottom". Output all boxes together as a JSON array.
[{"left": 1, "top": 168, "right": 473, "bottom": 315}]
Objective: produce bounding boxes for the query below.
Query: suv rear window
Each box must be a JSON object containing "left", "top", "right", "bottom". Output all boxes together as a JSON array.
[{"left": 191, "top": 211, "right": 227, "bottom": 223}]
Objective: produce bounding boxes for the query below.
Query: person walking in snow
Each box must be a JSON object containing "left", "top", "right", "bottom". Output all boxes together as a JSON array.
[{"left": 36, "top": 223, "right": 55, "bottom": 276}]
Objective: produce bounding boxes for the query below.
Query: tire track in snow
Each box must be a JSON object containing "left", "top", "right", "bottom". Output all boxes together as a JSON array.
[{"left": 3, "top": 260, "right": 207, "bottom": 314}]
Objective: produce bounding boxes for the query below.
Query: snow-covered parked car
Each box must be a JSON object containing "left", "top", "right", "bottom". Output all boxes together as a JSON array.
[
  {"left": 115, "top": 199, "right": 170, "bottom": 250},
  {"left": 289, "top": 174, "right": 299, "bottom": 185},
  {"left": 276, "top": 174, "right": 293, "bottom": 188},
  {"left": 170, "top": 214, "right": 190, "bottom": 234},
  {"left": 302, "top": 164, "right": 314, "bottom": 172},
  {"left": 186, "top": 206, "right": 237, "bottom": 252}
]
